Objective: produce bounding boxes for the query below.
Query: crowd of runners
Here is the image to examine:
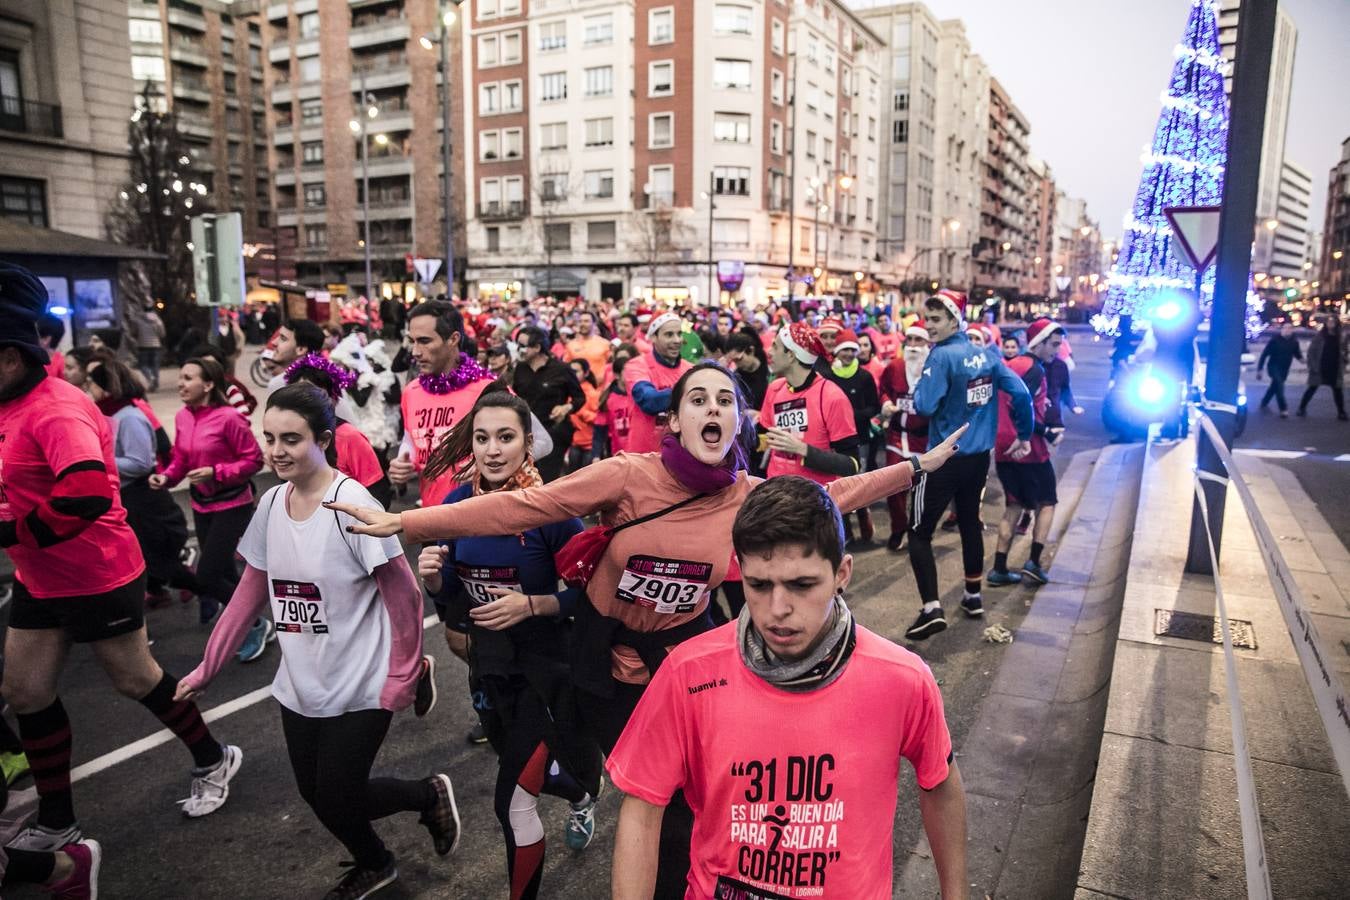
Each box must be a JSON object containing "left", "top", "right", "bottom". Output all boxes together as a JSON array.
[{"left": 0, "top": 259, "right": 1091, "bottom": 899}]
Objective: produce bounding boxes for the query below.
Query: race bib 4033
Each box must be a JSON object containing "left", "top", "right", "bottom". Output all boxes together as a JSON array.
[
  {"left": 616, "top": 555, "right": 712, "bottom": 614},
  {"left": 272, "top": 579, "right": 328, "bottom": 634},
  {"left": 772, "top": 398, "right": 808, "bottom": 432}
]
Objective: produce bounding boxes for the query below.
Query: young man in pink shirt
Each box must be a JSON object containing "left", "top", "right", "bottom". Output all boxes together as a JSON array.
[
  {"left": 609, "top": 476, "right": 968, "bottom": 899},
  {"left": 760, "top": 322, "right": 859, "bottom": 486}
]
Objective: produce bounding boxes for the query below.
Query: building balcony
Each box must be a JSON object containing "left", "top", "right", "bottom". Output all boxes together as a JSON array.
[
  {"left": 167, "top": 7, "right": 207, "bottom": 31},
  {"left": 478, "top": 200, "right": 528, "bottom": 221},
  {"left": 358, "top": 200, "right": 415, "bottom": 221},
  {"left": 350, "top": 66, "right": 411, "bottom": 91},
  {"left": 169, "top": 44, "right": 209, "bottom": 68},
  {"left": 349, "top": 19, "right": 410, "bottom": 50},
  {"left": 275, "top": 169, "right": 297, "bottom": 187},
  {"left": 353, "top": 155, "right": 414, "bottom": 178},
  {"left": 0, "top": 98, "right": 64, "bottom": 139},
  {"left": 638, "top": 191, "right": 675, "bottom": 209},
  {"left": 179, "top": 115, "right": 214, "bottom": 140},
  {"left": 172, "top": 80, "right": 212, "bottom": 104},
  {"left": 372, "top": 109, "right": 413, "bottom": 134}
]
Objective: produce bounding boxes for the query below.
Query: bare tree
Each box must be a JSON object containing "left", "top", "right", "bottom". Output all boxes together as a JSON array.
[
  {"left": 531, "top": 160, "right": 578, "bottom": 299},
  {"left": 627, "top": 206, "right": 695, "bottom": 299}
]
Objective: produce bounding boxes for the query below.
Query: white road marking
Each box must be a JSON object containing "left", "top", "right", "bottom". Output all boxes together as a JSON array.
[
  {"left": 6, "top": 613, "right": 445, "bottom": 811},
  {"left": 1234, "top": 449, "right": 1309, "bottom": 459},
  {"left": 1337, "top": 454, "right": 1350, "bottom": 463}
]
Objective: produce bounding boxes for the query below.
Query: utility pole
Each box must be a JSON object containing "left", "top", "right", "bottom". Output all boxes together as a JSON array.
[
  {"left": 438, "top": 0, "right": 456, "bottom": 299},
  {"left": 707, "top": 170, "right": 716, "bottom": 308},
  {"left": 1185, "top": 0, "right": 1278, "bottom": 573},
  {"left": 785, "top": 52, "right": 798, "bottom": 300},
  {"left": 357, "top": 70, "right": 373, "bottom": 303}
]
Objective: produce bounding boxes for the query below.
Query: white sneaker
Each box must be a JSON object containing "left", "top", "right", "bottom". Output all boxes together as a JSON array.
[
  {"left": 179, "top": 743, "right": 242, "bottom": 818},
  {"left": 6, "top": 822, "right": 82, "bottom": 852}
]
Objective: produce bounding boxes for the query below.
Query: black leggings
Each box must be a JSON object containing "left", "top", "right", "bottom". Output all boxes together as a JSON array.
[
  {"left": 908, "top": 451, "right": 991, "bottom": 605},
  {"left": 577, "top": 680, "right": 695, "bottom": 900},
  {"left": 279, "top": 706, "right": 434, "bottom": 870},
  {"left": 1298, "top": 384, "right": 1346, "bottom": 415},
  {"left": 192, "top": 504, "right": 253, "bottom": 605},
  {"left": 479, "top": 677, "right": 593, "bottom": 900}
]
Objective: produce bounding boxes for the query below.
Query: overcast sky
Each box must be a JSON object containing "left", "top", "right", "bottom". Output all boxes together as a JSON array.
[{"left": 855, "top": 0, "right": 1350, "bottom": 242}]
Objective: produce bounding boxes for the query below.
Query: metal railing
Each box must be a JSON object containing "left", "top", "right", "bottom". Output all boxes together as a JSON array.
[
  {"left": 0, "top": 97, "right": 64, "bottom": 138},
  {"left": 477, "top": 200, "right": 527, "bottom": 221}
]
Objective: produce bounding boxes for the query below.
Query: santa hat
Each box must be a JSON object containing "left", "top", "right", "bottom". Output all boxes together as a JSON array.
[
  {"left": 904, "top": 325, "right": 930, "bottom": 341},
  {"left": 778, "top": 321, "right": 829, "bottom": 365},
  {"left": 817, "top": 317, "right": 846, "bottom": 334},
  {"left": 0, "top": 262, "right": 50, "bottom": 365},
  {"left": 927, "top": 289, "right": 967, "bottom": 324},
  {"left": 833, "top": 329, "right": 861, "bottom": 353},
  {"left": 646, "top": 311, "right": 680, "bottom": 337},
  {"left": 1025, "top": 317, "right": 1064, "bottom": 350}
]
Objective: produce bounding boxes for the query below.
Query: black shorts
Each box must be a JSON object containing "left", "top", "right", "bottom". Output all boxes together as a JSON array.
[
  {"left": 8, "top": 574, "right": 147, "bottom": 643},
  {"left": 995, "top": 460, "right": 1059, "bottom": 509}
]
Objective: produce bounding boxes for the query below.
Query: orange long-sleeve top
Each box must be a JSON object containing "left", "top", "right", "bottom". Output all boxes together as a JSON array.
[{"left": 402, "top": 451, "right": 915, "bottom": 683}]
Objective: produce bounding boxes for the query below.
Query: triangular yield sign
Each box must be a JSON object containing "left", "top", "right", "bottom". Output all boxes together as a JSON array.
[
  {"left": 1164, "top": 205, "right": 1223, "bottom": 272},
  {"left": 413, "top": 257, "right": 442, "bottom": 283}
]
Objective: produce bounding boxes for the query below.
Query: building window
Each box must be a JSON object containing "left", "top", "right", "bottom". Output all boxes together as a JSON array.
[
  {"left": 478, "top": 0, "right": 499, "bottom": 19},
  {"left": 713, "top": 218, "right": 750, "bottom": 247},
  {"left": 0, "top": 176, "right": 47, "bottom": 227},
  {"left": 502, "top": 127, "right": 522, "bottom": 159},
  {"left": 771, "top": 19, "right": 785, "bottom": 54},
  {"left": 539, "top": 173, "right": 567, "bottom": 202},
  {"left": 584, "top": 117, "right": 614, "bottom": 147},
  {"left": 479, "top": 129, "right": 500, "bottom": 160},
  {"left": 584, "top": 66, "right": 613, "bottom": 98},
  {"left": 302, "top": 141, "right": 323, "bottom": 164},
  {"left": 540, "top": 122, "right": 567, "bottom": 151},
  {"left": 129, "top": 19, "right": 162, "bottom": 43},
  {"left": 649, "top": 113, "right": 673, "bottom": 149},
  {"left": 480, "top": 82, "right": 500, "bottom": 114},
  {"left": 866, "top": 197, "right": 875, "bottom": 221},
  {"left": 502, "top": 79, "right": 522, "bottom": 112},
  {"left": 584, "top": 169, "right": 614, "bottom": 199},
  {"left": 588, "top": 220, "right": 616, "bottom": 249},
  {"left": 501, "top": 31, "right": 522, "bottom": 64},
  {"left": 304, "top": 183, "right": 326, "bottom": 207},
  {"left": 892, "top": 120, "right": 908, "bottom": 143},
  {"left": 583, "top": 14, "right": 613, "bottom": 45},
  {"left": 479, "top": 35, "right": 499, "bottom": 67},
  {"left": 713, "top": 112, "right": 751, "bottom": 143},
  {"left": 649, "top": 61, "right": 674, "bottom": 97},
  {"left": 868, "top": 117, "right": 877, "bottom": 141},
  {"left": 544, "top": 222, "right": 570, "bottom": 251},
  {"left": 299, "top": 12, "right": 319, "bottom": 38},
  {"left": 770, "top": 70, "right": 784, "bottom": 105},
  {"left": 799, "top": 225, "right": 811, "bottom": 252},
  {"left": 713, "top": 166, "right": 750, "bottom": 196},
  {"left": 539, "top": 21, "right": 566, "bottom": 51},
  {"left": 713, "top": 59, "right": 751, "bottom": 91},
  {"left": 304, "top": 223, "right": 326, "bottom": 247},
  {"left": 540, "top": 71, "right": 567, "bottom": 102},
  {"left": 486, "top": 226, "right": 500, "bottom": 252},
  {"left": 649, "top": 7, "right": 674, "bottom": 45},
  {"left": 480, "top": 177, "right": 502, "bottom": 207},
  {"left": 301, "top": 99, "right": 322, "bottom": 124},
  {"left": 713, "top": 4, "right": 752, "bottom": 35},
  {"left": 770, "top": 120, "right": 783, "bottom": 154},
  {"left": 647, "top": 165, "right": 674, "bottom": 205},
  {"left": 804, "top": 129, "right": 816, "bottom": 159},
  {"left": 805, "top": 84, "right": 819, "bottom": 113},
  {"left": 823, "top": 137, "right": 833, "bottom": 163},
  {"left": 298, "top": 56, "right": 320, "bottom": 82},
  {"left": 131, "top": 55, "right": 166, "bottom": 83}
]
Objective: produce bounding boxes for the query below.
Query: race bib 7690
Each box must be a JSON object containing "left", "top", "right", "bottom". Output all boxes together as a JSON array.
[{"left": 966, "top": 376, "right": 993, "bottom": 407}]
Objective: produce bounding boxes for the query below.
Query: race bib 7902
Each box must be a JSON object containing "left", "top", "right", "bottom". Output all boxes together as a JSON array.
[
  {"left": 616, "top": 555, "right": 712, "bottom": 614},
  {"left": 272, "top": 579, "right": 328, "bottom": 634}
]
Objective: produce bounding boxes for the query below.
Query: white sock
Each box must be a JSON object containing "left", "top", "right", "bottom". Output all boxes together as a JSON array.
[
  {"left": 922, "top": 601, "right": 941, "bottom": 613},
  {"left": 964, "top": 591, "right": 981, "bottom": 601},
  {"left": 570, "top": 792, "right": 593, "bottom": 810}
]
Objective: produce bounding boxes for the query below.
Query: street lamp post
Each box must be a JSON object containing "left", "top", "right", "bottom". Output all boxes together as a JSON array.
[
  {"left": 350, "top": 71, "right": 380, "bottom": 302},
  {"left": 422, "top": 1, "right": 463, "bottom": 298},
  {"left": 702, "top": 172, "right": 716, "bottom": 308}
]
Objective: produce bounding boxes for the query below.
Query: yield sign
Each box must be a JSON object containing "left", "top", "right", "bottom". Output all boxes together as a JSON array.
[
  {"left": 1164, "top": 205, "right": 1223, "bottom": 272},
  {"left": 413, "top": 257, "right": 442, "bottom": 283},
  {"left": 1054, "top": 276, "right": 1071, "bottom": 293}
]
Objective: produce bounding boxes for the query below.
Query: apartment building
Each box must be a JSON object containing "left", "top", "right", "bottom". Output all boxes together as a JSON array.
[
  {"left": 266, "top": 0, "right": 464, "bottom": 296},
  {"left": 128, "top": 0, "right": 271, "bottom": 240},
  {"left": 463, "top": 0, "right": 884, "bottom": 306},
  {"left": 977, "top": 77, "right": 1030, "bottom": 296},
  {"left": 1318, "top": 136, "right": 1349, "bottom": 302},
  {"left": 0, "top": 0, "right": 133, "bottom": 237},
  {"left": 1268, "top": 158, "right": 1311, "bottom": 282},
  {"left": 931, "top": 18, "right": 987, "bottom": 291},
  {"left": 1021, "top": 156, "right": 1056, "bottom": 298}
]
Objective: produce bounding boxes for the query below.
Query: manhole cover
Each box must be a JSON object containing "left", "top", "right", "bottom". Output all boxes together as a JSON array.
[{"left": 1154, "top": 609, "right": 1257, "bottom": 650}]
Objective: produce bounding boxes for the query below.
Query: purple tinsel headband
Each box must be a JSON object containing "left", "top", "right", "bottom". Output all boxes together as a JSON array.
[{"left": 284, "top": 352, "right": 357, "bottom": 401}]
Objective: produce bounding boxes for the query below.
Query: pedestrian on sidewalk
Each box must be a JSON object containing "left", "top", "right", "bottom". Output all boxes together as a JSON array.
[
  {"left": 1256, "top": 323, "right": 1302, "bottom": 417},
  {"left": 1296, "top": 315, "right": 1347, "bottom": 420},
  {"left": 150, "top": 357, "right": 267, "bottom": 651},
  {"left": 0, "top": 263, "right": 243, "bottom": 853},
  {"left": 878, "top": 325, "right": 933, "bottom": 551},
  {"left": 989, "top": 319, "right": 1062, "bottom": 587},
  {"left": 608, "top": 476, "right": 968, "bottom": 900},
  {"left": 177, "top": 384, "right": 459, "bottom": 900},
  {"left": 904, "top": 290, "right": 1034, "bottom": 641},
  {"left": 132, "top": 302, "right": 166, "bottom": 392}
]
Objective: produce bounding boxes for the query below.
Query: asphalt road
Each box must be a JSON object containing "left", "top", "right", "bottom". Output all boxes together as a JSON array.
[{"left": 1, "top": 329, "right": 1344, "bottom": 899}]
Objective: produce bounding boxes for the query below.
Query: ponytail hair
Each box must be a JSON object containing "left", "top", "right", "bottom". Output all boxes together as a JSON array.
[
  {"left": 183, "top": 356, "right": 230, "bottom": 407},
  {"left": 266, "top": 382, "right": 338, "bottom": 467},
  {"left": 423, "top": 390, "right": 531, "bottom": 483}
]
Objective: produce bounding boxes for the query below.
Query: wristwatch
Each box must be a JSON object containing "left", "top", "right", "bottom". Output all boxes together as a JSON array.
[{"left": 908, "top": 454, "right": 924, "bottom": 475}]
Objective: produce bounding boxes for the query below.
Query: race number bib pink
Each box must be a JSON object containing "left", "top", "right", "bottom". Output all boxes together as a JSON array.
[
  {"left": 895, "top": 394, "right": 916, "bottom": 414},
  {"left": 966, "top": 375, "right": 993, "bottom": 407},
  {"left": 616, "top": 555, "right": 712, "bottom": 615},
  {"left": 455, "top": 563, "right": 523, "bottom": 606},
  {"left": 272, "top": 579, "right": 328, "bottom": 634},
  {"left": 772, "top": 397, "right": 808, "bottom": 432}
]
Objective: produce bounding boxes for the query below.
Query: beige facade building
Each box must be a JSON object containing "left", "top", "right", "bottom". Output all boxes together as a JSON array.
[
  {"left": 0, "top": 0, "right": 133, "bottom": 238},
  {"left": 977, "top": 77, "right": 1030, "bottom": 297},
  {"left": 1021, "top": 155, "right": 1056, "bottom": 299}
]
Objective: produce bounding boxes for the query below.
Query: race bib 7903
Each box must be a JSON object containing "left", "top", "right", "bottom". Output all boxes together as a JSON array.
[
  {"left": 272, "top": 579, "right": 328, "bottom": 635},
  {"left": 616, "top": 555, "right": 712, "bottom": 614}
]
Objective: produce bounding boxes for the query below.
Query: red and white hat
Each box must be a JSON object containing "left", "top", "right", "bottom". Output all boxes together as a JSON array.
[
  {"left": 833, "top": 328, "right": 861, "bottom": 353},
  {"left": 817, "top": 316, "right": 846, "bottom": 334},
  {"left": 778, "top": 321, "right": 829, "bottom": 365},
  {"left": 1025, "top": 317, "right": 1064, "bottom": 350},
  {"left": 904, "top": 325, "right": 930, "bottom": 341},
  {"left": 928, "top": 289, "right": 968, "bottom": 324}
]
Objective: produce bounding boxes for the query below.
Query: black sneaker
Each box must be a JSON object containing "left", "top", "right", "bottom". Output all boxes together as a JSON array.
[
  {"left": 413, "top": 656, "right": 437, "bottom": 718},
  {"left": 466, "top": 722, "right": 488, "bottom": 745},
  {"left": 905, "top": 608, "right": 947, "bottom": 640},
  {"left": 960, "top": 594, "right": 984, "bottom": 618},
  {"left": 886, "top": 531, "right": 907, "bottom": 552},
  {"left": 324, "top": 855, "right": 397, "bottom": 900},
  {"left": 420, "top": 773, "right": 461, "bottom": 856}
]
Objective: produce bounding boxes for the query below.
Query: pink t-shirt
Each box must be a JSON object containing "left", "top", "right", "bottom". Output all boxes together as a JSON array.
[
  {"left": 0, "top": 375, "right": 145, "bottom": 597},
  {"left": 335, "top": 422, "right": 386, "bottom": 489},
  {"left": 603, "top": 389, "right": 635, "bottom": 454},
  {"left": 622, "top": 349, "right": 691, "bottom": 454},
  {"left": 607, "top": 624, "right": 953, "bottom": 900},
  {"left": 760, "top": 376, "right": 857, "bottom": 486},
  {"left": 400, "top": 377, "right": 492, "bottom": 507}
]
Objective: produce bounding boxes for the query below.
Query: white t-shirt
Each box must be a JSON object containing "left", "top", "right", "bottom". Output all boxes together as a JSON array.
[{"left": 238, "top": 475, "right": 405, "bottom": 717}]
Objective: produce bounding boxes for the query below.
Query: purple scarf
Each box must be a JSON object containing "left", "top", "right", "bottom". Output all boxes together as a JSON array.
[{"left": 660, "top": 433, "right": 746, "bottom": 494}]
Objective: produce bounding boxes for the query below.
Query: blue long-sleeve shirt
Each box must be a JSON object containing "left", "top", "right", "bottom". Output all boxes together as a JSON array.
[{"left": 914, "top": 332, "right": 1033, "bottom": 455}]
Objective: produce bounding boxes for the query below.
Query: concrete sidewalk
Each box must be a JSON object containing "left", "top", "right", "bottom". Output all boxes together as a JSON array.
[{"left": 1077, "top": 439, "right": 1350, "bottom": 898}]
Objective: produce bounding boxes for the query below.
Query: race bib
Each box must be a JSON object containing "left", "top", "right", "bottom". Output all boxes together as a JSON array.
[
  {"left": 895, "top": 394, "right": 916, "bottom": 414},
  {"left": 713, "top": 876, "right": 794, "bottom": 900},
  {"left": 613, "top": 407, "right": 631, "bottom": 437},
  {"left": 455, "top": 563, "right": 523, "bottom": 606},
  {"left": 616, "top": 555, "right": 712, "bottom": 614},
  {"left": 772, "top": 397, "right": 809, "bottom": 432},
  {"left": 272, "top": 579, "right": 328, "bottom": 635},
  {"left": 966, "top": 376, "right": 993, "bottom": 407}
]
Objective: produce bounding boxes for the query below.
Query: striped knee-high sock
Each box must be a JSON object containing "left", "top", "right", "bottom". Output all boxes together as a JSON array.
[
  {"left": 16, "top": 698, "right": 75, "bottom": 829},
  {"left": 137, "top": 673, "right": 222, "bottom": 770}
]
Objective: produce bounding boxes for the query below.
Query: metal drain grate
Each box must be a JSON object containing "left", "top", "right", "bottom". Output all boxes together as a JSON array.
[{"left": 1154, "top": 609, "right": 1257, "bottom": 650}]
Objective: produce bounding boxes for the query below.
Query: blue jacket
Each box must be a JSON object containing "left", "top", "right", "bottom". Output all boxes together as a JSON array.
[{"left": 914, "top": 332, "right": 1033, "bottom": 455}]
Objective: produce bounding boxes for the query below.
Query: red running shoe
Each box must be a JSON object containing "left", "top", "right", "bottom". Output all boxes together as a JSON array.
[{"left": 48, "top": 839, "right": 101, "bottom": 900}]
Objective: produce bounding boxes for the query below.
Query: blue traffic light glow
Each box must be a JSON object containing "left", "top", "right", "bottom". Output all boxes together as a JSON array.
[{"left": 1136, "top": 372, "right": 1170, "bottom": 406}]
